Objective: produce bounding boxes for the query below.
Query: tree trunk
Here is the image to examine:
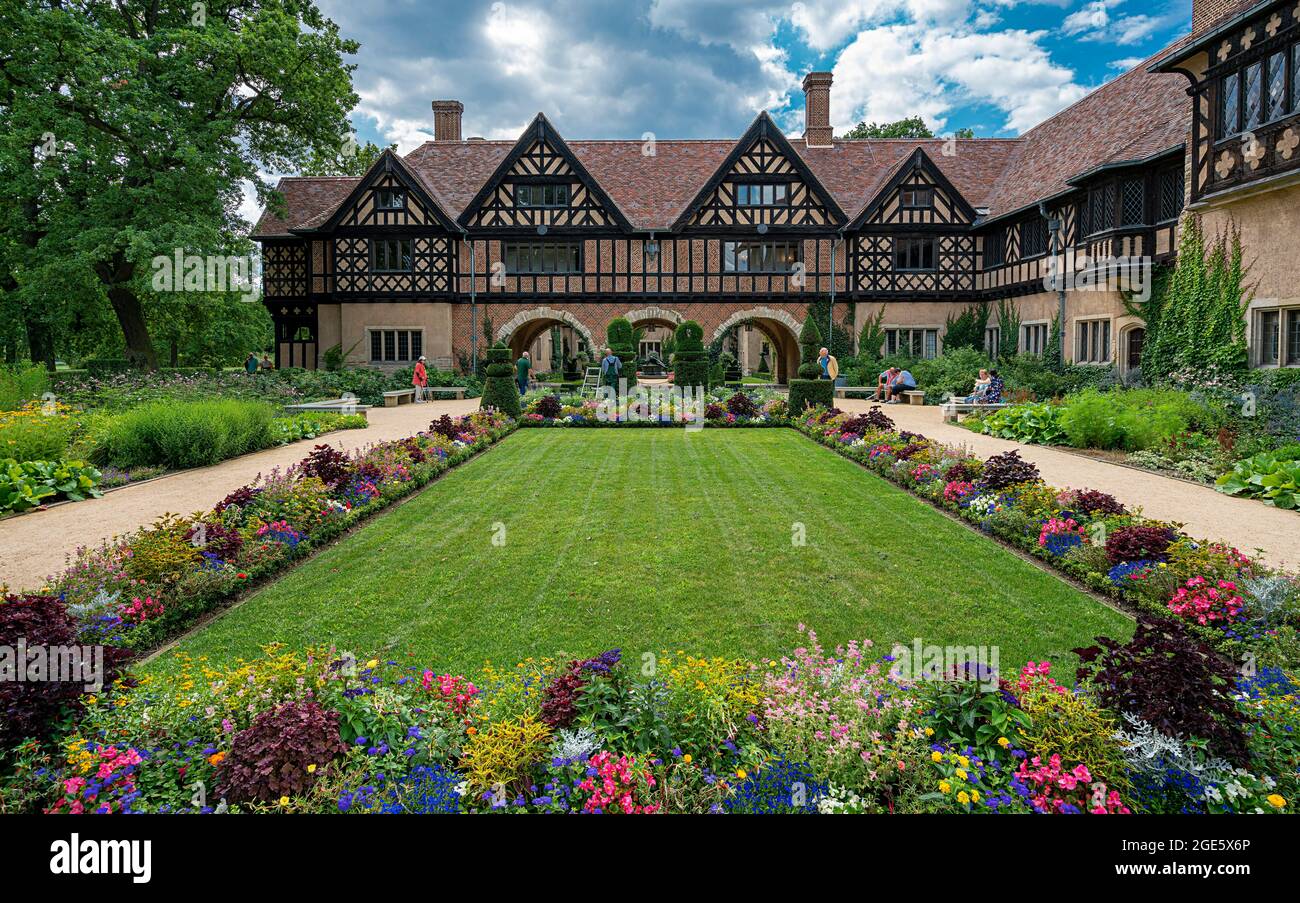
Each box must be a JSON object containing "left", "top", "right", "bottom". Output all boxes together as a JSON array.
[
  {"left": 169, "top": 337, "right": 178, "bottom": 367},
  {"left": 24, "top": 317, "right": 56, "bottom": 371},
  {"left": 94, "top": 254, "right": 158, "bottom": 370}
]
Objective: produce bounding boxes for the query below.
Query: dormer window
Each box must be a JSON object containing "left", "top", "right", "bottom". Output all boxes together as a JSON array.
[
  {"left": 375, "top": 189, "right": 405, "bottom": 210},
  {"left": 515, "top": 183, "right": 569, "bottom": 208},
  {"left": 900, "top": 187, "right": 933, "bottom": 209},
  {"left": 735, "top": 183, "right": 789, "bottom": 206}
]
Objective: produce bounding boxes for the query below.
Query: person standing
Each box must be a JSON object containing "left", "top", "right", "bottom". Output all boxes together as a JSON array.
[
  {"left": 817, "top": 346, "right": 839, "bottom": 381},
  {"left": 600, "top": 346, "right": 621, "bottom": 389},
  {"left": 244, "top": 352, "right": 259, "bottom": 375},
  {"left": 412, "top": 355, "right": 428, "bottom": 403},
  {"left": 515, "top": 350, "right": 532, "bottom": 396}
]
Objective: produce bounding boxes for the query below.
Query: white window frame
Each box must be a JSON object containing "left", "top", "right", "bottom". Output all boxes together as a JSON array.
[
  {"left": 367, "top": 327, "right": 424, "bottom": 364},
  {"left": 1250, "top": 303, "right": 1300, "bottom": 368},
  {"left": 883, "top": 326, "right": 941, "bottom": 360},
  {"left": 1020, "top": 320, "right": 1049, "bottom": 356},
  {"left": 1074, "top": 318, "right": 1113, "bottom": 365},
  {"left": 984, "top": 325, "right": 1000, "bottom": 360}
]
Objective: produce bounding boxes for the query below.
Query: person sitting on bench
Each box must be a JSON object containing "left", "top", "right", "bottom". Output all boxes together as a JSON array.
[
  {"left": 887, "top": 368, "right": 917, "bottom": 403},
  {"left": 964, "top": 368, "right": 991, "bottom": 404},
  {"left": 874, "top": 367, "right": 898, "bottom": 401},
  {"left": 983, "top": 370, "right": 1004, "bottom": 404}
]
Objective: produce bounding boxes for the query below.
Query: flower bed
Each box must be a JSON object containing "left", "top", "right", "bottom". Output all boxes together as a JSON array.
[
  {"left": 518, "top": 387, "right": 788, "bottom": 427},
  {"left": 34, "top": 410, "right": 513, "bottom": 654},
  {"left": 6, "top": 625, "right": 1292, "bottom": 815},
  {"left": 793, "top": 405, "right": 1300, "bottom": 673}
]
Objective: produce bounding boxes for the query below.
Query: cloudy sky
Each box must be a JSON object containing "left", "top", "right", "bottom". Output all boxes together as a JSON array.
[{"left": 243, "top": 0, "right": 1191, "bottom": 221}]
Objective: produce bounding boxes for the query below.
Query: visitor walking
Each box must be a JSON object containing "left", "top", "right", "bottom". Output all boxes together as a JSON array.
[
  {"left": 600, "top": 346, "right": 621, "bottom": 389},
  {"left": 516, "top": 351, "right": 532, "bottom": 396},
  {"left": 412, "top": 355, "right": 428, "bottom": 403}
]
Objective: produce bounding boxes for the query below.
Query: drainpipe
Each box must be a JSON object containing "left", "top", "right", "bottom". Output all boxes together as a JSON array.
[
  {"left": 828, "top": 231, "right": 844, "bottom": 354},
  {"left": 1040, "top": 201, "right": 1065, "bottom": 368},
  {"left": 466, "top": 237, "right": 478, "bottom": 376}
]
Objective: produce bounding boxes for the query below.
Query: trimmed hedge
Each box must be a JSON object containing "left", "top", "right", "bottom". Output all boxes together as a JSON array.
[
  {"left": 100, "top": 399, "right": 275, "bottom": 469},
  {"left": 479, "top": 341, "right": 521, "bottom": 418},
  {"left": 671, "top": 320, "right": 709, "bottom": 390},
  {"left": 788, "top": 379, "right": 834, "bottom": 414}
]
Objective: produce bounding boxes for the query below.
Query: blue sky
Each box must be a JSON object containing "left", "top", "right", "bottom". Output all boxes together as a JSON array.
[{"left": 244, "top": 0, "right": 1191, "bottom": 220}]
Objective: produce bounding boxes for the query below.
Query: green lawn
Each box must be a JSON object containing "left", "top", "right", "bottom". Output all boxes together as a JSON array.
[{"left": 155, "top": 429, "right": 1131, "bottom": 674}]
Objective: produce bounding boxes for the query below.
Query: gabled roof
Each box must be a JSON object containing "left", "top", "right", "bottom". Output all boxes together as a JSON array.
[
  {"left": 846, "top": 146, "right": 979, "bottom": 229},
  {"left": 669, "top": 111, "right": 848, "bottom": 231},
  {"left": 252, "top": 177, "right": 359, "bottom": 239},
  {"left": 452, "top": 113, "right": 634, "bottom": 230},
  {"left": 302, "top": 148, "right": 461, "bottom": 233}
]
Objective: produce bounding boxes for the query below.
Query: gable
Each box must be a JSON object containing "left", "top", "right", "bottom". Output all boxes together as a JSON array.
[
  {"left": 318, "top": 152, "right": 459, "bottom": 233},
  {"left": 674, "top": 113, "right": 845, "bottom": 231},
  {"left": 457, "top": 115, "right": 630, "bottom": 230},
  {"left": 851, "top": 149, "right": 977, "bottom": 230}
]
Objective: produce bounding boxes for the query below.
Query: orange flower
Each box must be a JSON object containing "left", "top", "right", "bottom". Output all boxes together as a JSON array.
[{"left": 208, "top": 752, "right": 226, "bottom": 767}]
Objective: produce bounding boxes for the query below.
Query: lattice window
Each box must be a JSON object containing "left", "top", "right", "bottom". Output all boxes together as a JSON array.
[
  {"left": 1244, "top": 62, "right": 1263, "bottom": 130},
  {"left": 1120, "top": 179, "right": 1145, "bottom": 226},
  {"left": 1021, "top": 218, "right": 1048, "bottom": 257},
  {"left": 734, "top": 183, "right": 789, "bottom": 206},
  {"left": 900, "top": 187, "right": 933, "bottom": 209},
  {"left": 723, "top": 241, "right": 799, "bottom": 272},
  {"left": 983, "top": 229, "right": 1005, "bottom": 268},
  {"left": 1268, "top": 51, "right": 1287, "bottom": 121},
  {"left": 894, "top": 238, "right": 936, "bottom": 271},
  {"left": 1157, "top": 169, "right": 1184, "bottom": 222},
  {"left": 1221, "top": 71, "right": 1240, "bottom": 136},
  {"left": 502, "top": 242, "right": 581, "bottom": 274}
]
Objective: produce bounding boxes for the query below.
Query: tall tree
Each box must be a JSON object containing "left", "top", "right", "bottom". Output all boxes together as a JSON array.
[
  {"left": 0, "top": 0, "right": 359, "bottom": 369},
  {"left": 840, "top": 116, "right": 933, "bottom": 140},
  {"left": 299, "top": 136, "right": 393, "bottom": 177}
]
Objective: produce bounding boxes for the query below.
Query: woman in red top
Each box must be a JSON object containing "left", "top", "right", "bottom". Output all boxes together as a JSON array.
[{"left": 412, "top": 355, "right": 428, "bottom": 403}]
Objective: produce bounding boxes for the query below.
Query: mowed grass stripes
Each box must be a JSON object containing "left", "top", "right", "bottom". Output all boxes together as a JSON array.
[{"left": 154, "top": 429, "right": 1132, "bottom": 674}]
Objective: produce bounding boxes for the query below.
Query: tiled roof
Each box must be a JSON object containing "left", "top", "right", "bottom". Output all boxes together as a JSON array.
[{"left": 252, "top": 34, "right": 1193, "bottom": 236}]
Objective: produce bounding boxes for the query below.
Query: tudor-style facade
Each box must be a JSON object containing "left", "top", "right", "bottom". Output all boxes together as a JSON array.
[{"left": 254, "top": 3, "right": 1288, "bottom": 380}]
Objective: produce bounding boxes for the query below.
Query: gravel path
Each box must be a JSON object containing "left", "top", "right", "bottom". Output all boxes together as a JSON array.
[
  {"left": 838, "top": 399, "right": 1299, "bottom": 570},
  {"left": 0, "top": 399, "right": 478, "bottom": 591},
  {"left": 4, "top": 396, "right": 1295, "bottom": 591}
]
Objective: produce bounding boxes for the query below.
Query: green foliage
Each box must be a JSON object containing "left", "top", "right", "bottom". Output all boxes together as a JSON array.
[
  {"left": 805, "top": 300, "right": 854, "bottom": 361},
  {"left": 788, "top": 379, "right": 834, "bottom": 413},
  {"left": 857, "top": 305, "right": 886, "bottom": 362},
  {"left": 480, "top": 341, "right": 520, "bottom": 418},
  {"left": 839, "top": 116, "right": 933, "bottom": 139},
  {"left": 100, "top": 399, "right": 276, "bottom": 469},
  {"left": 994, "top": 299, "right": 1021, "bottom": 363},
  {"left": 1216, "top": 451, "right": 1300, "bottom": 509},
  {"left": 942, "top": 303, "right": 989, "bottom": 352},
  {"left": 797, "top": 314, "right": 823, "bottom": 380},
  {"left": 0, "top": 459, "right": 103, "bottom": 513},
  {"left": 671, "top": 320, "right": 709, "bottom": 390},
  {"left": 0, "top": 411, "right": 76, "bottom": 462},
  {"left": 1135, "top": 215, "right": 1250, "bottom": 381},
  {"left": 605, "top": 317, "right": 638, "bottom": 389},
  {"left": 1057, "top": 388, "right": 1221, "bottom": 452},
  {"left": 0, "top": 364, "right": 48, "bottom": 411},
  {"left": 973, "top": 402, "right": 1065, "bottom": 444}
]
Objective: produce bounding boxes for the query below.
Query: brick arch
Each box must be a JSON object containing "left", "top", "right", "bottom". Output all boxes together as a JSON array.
[
  {"left": 710, "top": 306, "right": 803, "bottom": 384},
  {"left": 624, "top": 306, "right": 684, "bottom": 328},
  {"left": 496, "top": 306, "right": 596, "bottom": 358}
]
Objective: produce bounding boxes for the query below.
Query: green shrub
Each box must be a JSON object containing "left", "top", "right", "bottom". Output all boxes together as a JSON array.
[
  {"left": 0, "top": 364, "right": 48, "bottom": 411},
  {"left": 0, "top": 459, "right": 103, "bottom": 513},
  {"left": 1058, "top": 388, "right": 1219, "bottom": 451},
  {"left": 479, "top": 342, "right": 521, "bottom": 418},
  {"left": 973, "top": 402, "right": 1065, "bottom": 444},
  {"left": 0, "top": 412, "right": 76, "bottom": 462},
  {"left": 797, "top": 315, "right": 822, "bottom": 379},
  {"left": 100, "top": 399, "right": 276, "bottom": 469},
  {"left": 788, "top": 380, "right": 834, "bottom": 413},
  {"left": 1216, "top": 451, "right": 1300, "bottom": 509},
  {"left": 671, "top": 320, "right": 709, "bottom": 390}
]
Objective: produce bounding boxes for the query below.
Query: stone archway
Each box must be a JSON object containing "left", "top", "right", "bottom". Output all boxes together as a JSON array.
[
  {"left": 497, "top": 306, "right": 597, "bottom": 368},
  {"left": 625, "top": 307, "right": 685, "bottom": 370},
  {"left": 710, "top": 307, "right": 803, "bottom": 384},
  {"left": 624, "top": 306, "right": 684, "bottom": 328}
]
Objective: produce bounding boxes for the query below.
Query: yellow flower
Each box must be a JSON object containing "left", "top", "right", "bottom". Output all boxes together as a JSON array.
[
  {"left": 1267, "top": 794, "right": 1286, "bottom": 808},
  {"left": 736, "top": 769, "right": 747, "bottom": 780},
  {"left": 931, "top": 751, "right": 943, "bottom": 762},
  {"left": 957, "top": 791, "right": 970, "bottom": 805},
  {"left": 997, "top": 736, "right": 1010, "bottom": 748},
  {"left": 970, "top": 790, "right": 980, "bottom": 803},
  {"left": 955, "top": 768, "right": 968, "bottom": 781},
  {"left": 365, "top": 659, "right": 379, "bottom": 670},
  {"left": 939, "top": 780, "right": 951, "bottom": 794},
  {"left": 307, "top": 764, "right": 317, "bottom": 774},
  {"left": 682, "top": 754, "right": 692, "bottom": 764},
  {"left": 957, "top": 755, "right": 969, "bottom": 768},
  {"left": 278, "top": 796, "right": 290, "bottom": 807},
  {"left": 924, "top": 727, "right": 934, "bottom": 736}
]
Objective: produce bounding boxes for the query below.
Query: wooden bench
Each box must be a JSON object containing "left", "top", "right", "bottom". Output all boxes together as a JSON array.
[
  {"left": 285, "top": 398, "right": 372, "bottom": 416},
  {"left": 428, "top": 386, "right": 468, "bottom": 400},
  {"left": 903, "top": 390, "right": 926, "bottom": 406},
  {"left": 941, "top": 400, "right": 1010, "bottom": 423},
  {"left": 382, "top": 388, "right": 415, "bottom": 406}
]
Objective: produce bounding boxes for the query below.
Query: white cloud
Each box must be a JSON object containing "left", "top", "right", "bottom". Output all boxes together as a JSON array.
[{"left": 1062, "top": 0, "right": 1184, "bottom": 47}]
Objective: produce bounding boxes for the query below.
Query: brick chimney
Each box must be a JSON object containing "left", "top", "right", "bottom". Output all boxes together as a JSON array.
[
  {"left": 431, "top": 100, "right": 463, "bottom": 142},
  {"left": 802, "top": 72, "right": 833, "bottom": 147},
  {"left": 1192, "top": 0, "right": 1249, "bottom": 33}
]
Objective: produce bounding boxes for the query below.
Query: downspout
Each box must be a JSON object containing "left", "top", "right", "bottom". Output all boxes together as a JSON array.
[
  {"left": 1040, "top": 201, "right": 1065, "bottom": 368},
  {"left": 466, "top": 236, "right": 478, "bottom": 376}
]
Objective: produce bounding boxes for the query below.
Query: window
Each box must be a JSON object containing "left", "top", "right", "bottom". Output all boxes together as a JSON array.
[
  {"left": 1120, "top": 178, "right": 1144, "bottom": 226},
  {"left": 1075, "top": 319, "right": 1112, "bottom": 364},
  {"left": 1084, "top": 184, "right": 1115, "bottom": 235},
  {"left": 1021, "top": 322, "right": 1049, "bottom": 356},
  {"left": 1244, "top": 62, "right": 1263, "bottom": 130},
  {"left": 372, "top": 239, "right": 412, "bottom": 272},
  {"left": 1157, "top": 168, "right": 1184, "bottom": 222},
  {"left": 368, "top": 329, "right": 423, "bottom": 363},
  {"left": 1220, "top": 71, "right": 1240, "bottom": 136},
  {"left": 900, "top": 187, "right": 933, "bottom": 209},
  {"left": 502, "top": 242, "right": 582, "bottom": 274},
  {"left": 1288, "top": 309, "right": 1300, "bottom": 366},
  {"left": 985, "top": 326, "right": 1000, "bottom": 361},
  {"left": 1268, "top": 51, "right": 1287, "bottom": 121},
  {"left": 514, "top": 183, "right": 569, "bottom": 208},
  {"left": 1021, "top": 217, "right": 1048, "bottom": 257},
  {"left": 983, "top": 229, "right": 1005, "bottom": 268},
  {"left": 723, "top": 241, "right": 799, "bottom": 272},
  {"left": 1293, "top": 45, "right": 1300, "bottom": 112},
  {"left": 734, "top": 183, "right": 789, "bottom": 206},
  {"left": 1256, "top": 309, "right": 1281, "bottom": 366},
  {"left": 375, "top": 189, "right": 405, "bottom": 210},
  {"left": 884, "top": 328, "right": 939, "bottom": 359},
  {"left": 894, "top": 237, "right": 936, "bottom": 271}
]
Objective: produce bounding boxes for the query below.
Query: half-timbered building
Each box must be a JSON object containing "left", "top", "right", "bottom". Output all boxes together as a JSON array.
[{"left": 252, "top": 0, "right": 1295, "bottom": 379}]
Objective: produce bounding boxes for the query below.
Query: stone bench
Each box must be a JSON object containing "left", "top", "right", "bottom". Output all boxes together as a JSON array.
[
  {"left": 428, "top": 386, "right": 468, "bottom": 400},
  {"left": 903, "top": 390, "right": 926, "bottom": 406},
  {"left": 382, "top": 389, "right": 415, "bottom": 406},
  {"left": 941, "top": 401, "right": 1010, "bottom": 423},
  {"left": 834, "top": 386, "right": 872, "bottom": 398},
  {"left": 285, "top": 399, "right": 372, "bottom": 416}
]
